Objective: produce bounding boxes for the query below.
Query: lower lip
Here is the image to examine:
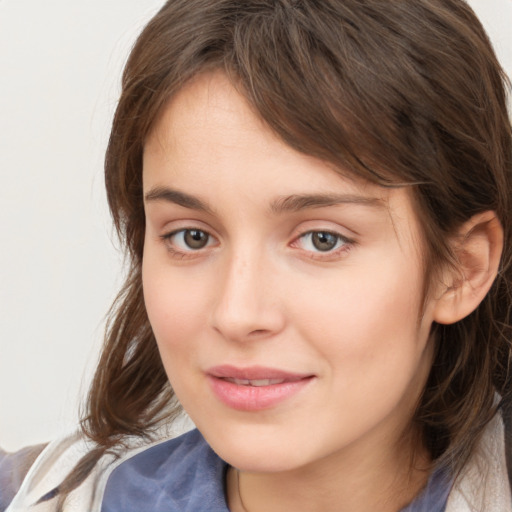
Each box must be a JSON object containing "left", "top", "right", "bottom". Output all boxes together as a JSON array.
[{"left": 207, "top": 376, "right": 314, "bottom": 411}]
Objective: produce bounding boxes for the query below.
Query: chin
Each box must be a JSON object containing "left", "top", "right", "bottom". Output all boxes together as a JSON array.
[
  {"left": 218, "top": 445, "right": 306, "bottom": 473},
  {"left": 197, "top": 421, "right": 319, "bottom": 473}
]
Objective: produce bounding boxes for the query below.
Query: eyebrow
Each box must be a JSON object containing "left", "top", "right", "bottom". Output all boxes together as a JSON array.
[
  {"left": 144, "top": 186, "right": 215, "bottom": 215},
  {"left": 269, "top": 193, "right": 386, "bottom": 214},
  {"left": 144, "top": 186, "right": 385, "bottom": 215}
]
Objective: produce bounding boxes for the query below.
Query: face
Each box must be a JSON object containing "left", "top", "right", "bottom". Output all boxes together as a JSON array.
[{"left": 142, "top": 72, "right": 440, "bottom": 474}]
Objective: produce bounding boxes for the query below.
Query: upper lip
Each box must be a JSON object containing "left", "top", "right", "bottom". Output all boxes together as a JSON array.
[{"left": 207, "top": 365, "right": 312, "bottom": 382}]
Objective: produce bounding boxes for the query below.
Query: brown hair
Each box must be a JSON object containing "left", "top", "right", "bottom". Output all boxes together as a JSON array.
[{"left": 53, "top": 0, "right": 512, "bottom": 506}]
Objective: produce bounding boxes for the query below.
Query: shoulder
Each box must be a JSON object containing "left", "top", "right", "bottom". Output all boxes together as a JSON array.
[
  {"left": 5, "top": 428, "right": 228, "bottom": 512},
  {"left": 446, "top": 411, "right": 512, "bottom": 512},
  {"left": 0, "top": 444, "right": 46, "bottom": 512},
  {"left": 5, "top": 432, "right": 99, "bottom": 512},
  {"left": 102, "top": 429, "right": 229, "bottom": 512}
]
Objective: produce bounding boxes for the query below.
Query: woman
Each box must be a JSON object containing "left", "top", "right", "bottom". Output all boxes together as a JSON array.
[{"left": 3, "top": 0, "right": 512, "bottom": 510}]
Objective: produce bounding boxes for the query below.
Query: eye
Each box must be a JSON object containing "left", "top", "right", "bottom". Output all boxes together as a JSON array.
[
  {"left": 297, "top": 231, "right": 348, "bottom": 253},
  {"left": 163, "top": 228, "right": 215, "bottom": 251}
]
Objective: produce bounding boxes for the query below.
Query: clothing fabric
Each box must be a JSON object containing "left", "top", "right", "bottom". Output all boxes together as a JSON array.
[
  {"left": 3, "top": 413, "right": 511, "bottom": 512},
  {"left": 102, "top": 430, "right": 228, "bottom": 512},
  {"left": 0, "top": 445, "right": 46, "bottom": 512}
]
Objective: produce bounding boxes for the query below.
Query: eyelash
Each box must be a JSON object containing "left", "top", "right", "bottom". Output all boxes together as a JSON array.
[
  {"left": 160, "top": 228, "right": 354, "bottom": 260},
  {"left": 160, "top": 228, "right": 217, "bottom": 259},
  {"left": 291, "top": 230, "right": 353, "bottom": 260}
]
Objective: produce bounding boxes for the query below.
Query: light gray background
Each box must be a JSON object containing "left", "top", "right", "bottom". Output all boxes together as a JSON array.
[{"left": 1, "top": 0, "right": 511, "bottom": 452}]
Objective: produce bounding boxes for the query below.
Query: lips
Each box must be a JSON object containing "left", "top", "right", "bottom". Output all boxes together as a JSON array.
[{"left": 206, "top": 365, "right": 314, "bottom": 411}]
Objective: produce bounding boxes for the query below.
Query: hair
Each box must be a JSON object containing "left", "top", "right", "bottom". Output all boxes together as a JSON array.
[{"left": 52, "top": 0, "right": 512, "bottom": 507}]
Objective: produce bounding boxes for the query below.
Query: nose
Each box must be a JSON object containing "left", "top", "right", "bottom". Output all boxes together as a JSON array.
[{"left": 210, "top": 248, "right": 286, "bottom": 343}]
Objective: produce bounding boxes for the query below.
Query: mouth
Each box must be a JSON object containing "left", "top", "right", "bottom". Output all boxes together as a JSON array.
[
  {"left": 221, "top": 377, "right": 290, "bottom": 386},
  {"left": 206, "top": 365, "right": 315, "bottom": 411}
]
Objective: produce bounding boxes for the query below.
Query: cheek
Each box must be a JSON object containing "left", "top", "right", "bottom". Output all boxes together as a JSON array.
[
  {"left": 142, "top": 251, "right": 211, "bottom": 359},
  {"left": 296, "top": 255, "right": 424, "bottom": 340},
  {"left": 291, "top": 256, "right": 430, "bottom": 398},
  {"left": 142, "top": 260, "right": 215, "bottom": 415}
]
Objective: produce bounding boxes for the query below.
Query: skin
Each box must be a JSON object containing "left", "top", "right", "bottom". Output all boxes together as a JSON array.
[{"left": 142, "top": 72, "right": 447, "bottom": 512}]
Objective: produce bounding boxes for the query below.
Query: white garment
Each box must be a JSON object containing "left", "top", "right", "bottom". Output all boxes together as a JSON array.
[{"left": 446, "top": 412, "right": 512, "bottom": 511}]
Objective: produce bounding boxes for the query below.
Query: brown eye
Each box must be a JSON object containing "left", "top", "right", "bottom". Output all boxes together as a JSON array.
[
  {"left": 164, "top": 228, "right": 214, "bottom": 252},
  {"left": 183, "top": 229, "right": 210, "bottom": 249},
  {"left": 311, "top": 232, "right": 340, "bottom": 252}
]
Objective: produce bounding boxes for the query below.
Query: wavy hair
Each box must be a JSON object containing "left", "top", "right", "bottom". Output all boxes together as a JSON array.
[{"left": 53, "top": 0, "right": 512, "bottom": 507}]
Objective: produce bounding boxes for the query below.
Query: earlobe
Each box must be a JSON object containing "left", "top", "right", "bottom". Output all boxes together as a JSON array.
[{"left": 433, "top": 211, "right": 503, "bottom": 325}]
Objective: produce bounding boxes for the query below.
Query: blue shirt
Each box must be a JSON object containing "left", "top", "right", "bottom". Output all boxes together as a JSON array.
[
  {"left": 102, "top": 429, "right": 452, "bottom": 512},
  {"left": 0, "top": 445, "right": 46, "bottom": 512}
]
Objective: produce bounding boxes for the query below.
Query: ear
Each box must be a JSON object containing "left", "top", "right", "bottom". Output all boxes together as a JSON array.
[{"left": 433, "top": 211, "right": 503, "bottom": 325}]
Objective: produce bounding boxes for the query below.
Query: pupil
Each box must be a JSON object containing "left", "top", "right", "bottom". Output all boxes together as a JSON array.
[
  {"left": 184, "top": 229, "right": 208, "bottom": 249},
  {"left": 312, "top": 232, "right": 337, "bottom": 251}
]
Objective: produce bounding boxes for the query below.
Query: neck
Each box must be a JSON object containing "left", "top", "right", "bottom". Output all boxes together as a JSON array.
[{"left": 227, "top": 431, "right": 430, "bottom": 512}]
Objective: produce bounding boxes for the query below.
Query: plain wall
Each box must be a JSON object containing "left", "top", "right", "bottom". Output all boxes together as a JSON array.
[
  {"left": 1, "top": 0, "right": 511, "bottom": 452},
  {"left": 0, "top": 0, "right": 164, "bottom": 451}
]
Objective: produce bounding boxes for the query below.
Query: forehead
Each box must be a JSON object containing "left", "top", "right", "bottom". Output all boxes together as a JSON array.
[
  {"left": 145, "top": 72, "right": 299, "bottom": 180},
  {"left": 143, "top": 72, "right": 421, "bottom": 241},
  {"left": 146, "top": 73, "right": 367, "bottom": 193}
]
